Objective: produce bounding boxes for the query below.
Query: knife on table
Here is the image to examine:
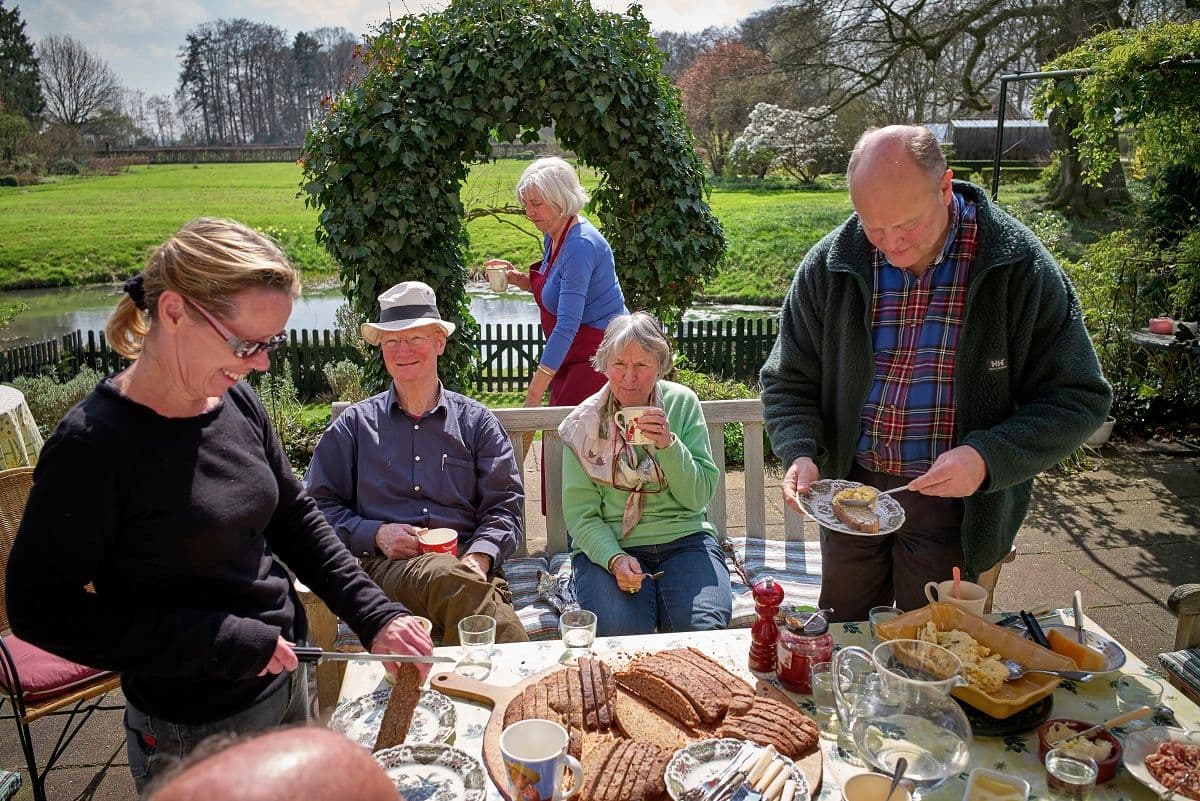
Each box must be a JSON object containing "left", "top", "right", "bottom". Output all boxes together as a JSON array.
[
  {"left": 1072, "top": 590, "right": 1085, "bottom": 644},
  {"left": 292, "top": 646, "right": 455, "bottom": 664}
]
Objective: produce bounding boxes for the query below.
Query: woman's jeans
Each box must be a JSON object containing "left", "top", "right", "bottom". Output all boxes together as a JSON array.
[
  {"left": 572, "top": 532, "right": 732, "bottom": 636},
  {"left": 124, "top": 668, "right": 307, "bottom": 792}
]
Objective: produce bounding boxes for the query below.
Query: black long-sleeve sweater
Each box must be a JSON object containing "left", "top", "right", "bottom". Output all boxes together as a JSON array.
[{"left": 6, "top": 380, "right": 406, "bottom": 724}]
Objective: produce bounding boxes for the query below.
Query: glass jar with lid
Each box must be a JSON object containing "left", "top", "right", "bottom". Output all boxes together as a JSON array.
[{"left": 776, "top": 609, "right": 833, "bottom": 693}]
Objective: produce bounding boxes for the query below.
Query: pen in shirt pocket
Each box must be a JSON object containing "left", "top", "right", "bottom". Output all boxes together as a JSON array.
[{"left": 441, "top": 453, "right": 447, "bottom": 471}]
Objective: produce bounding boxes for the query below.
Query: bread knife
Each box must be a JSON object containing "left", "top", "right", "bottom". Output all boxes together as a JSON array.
[{"left": 292, "top": 646, "right": 454, "bottom": 664}]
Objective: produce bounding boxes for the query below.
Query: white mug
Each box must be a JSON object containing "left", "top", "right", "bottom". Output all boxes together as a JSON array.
[
  {"left": 613, "top": 406, "right": 657, "bottom": 446},
  {"left": 924, "top": 579, "right": 988, "bottom": 616},
  {"left": 499, "top": 719, "right": 583, "bottom": 801},
  {"left": 485, "top": 266, "right": 508, "bottom": 293}
]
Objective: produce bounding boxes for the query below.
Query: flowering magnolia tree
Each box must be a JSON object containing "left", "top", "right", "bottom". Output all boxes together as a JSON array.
[{"left": 728, "top": 103, "right": 842, "bottom": 183}]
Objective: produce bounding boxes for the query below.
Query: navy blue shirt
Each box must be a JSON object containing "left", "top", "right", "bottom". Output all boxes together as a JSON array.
[{"left": 304, "top": 385, "right": 524, "bottom": 567}]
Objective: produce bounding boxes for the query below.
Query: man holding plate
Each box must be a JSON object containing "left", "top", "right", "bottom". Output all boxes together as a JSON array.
[{"left": 761, "top": 125, "right": 1111, "bottom": 619}]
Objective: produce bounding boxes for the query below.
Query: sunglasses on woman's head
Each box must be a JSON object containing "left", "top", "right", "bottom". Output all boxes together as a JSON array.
[{"left": 183, "top": 297, "right": 288, "bottom": 358}]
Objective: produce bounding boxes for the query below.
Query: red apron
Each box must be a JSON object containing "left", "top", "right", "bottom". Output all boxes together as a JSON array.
[{"left": 530, "top": 218, "right": 608, "bottom": 407}]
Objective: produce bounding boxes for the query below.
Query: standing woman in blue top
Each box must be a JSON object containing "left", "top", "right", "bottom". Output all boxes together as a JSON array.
[{"left": 486, "top": 157, "right": 628, "bottom": 407}]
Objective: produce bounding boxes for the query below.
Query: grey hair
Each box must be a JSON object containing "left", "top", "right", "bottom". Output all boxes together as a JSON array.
[
  {"left": 846, "top": 125, "right": 947, "bottom": 183},
  {"left": 515, "top": 157, "right": 590, "bottom": 217},
  {"left": 591, "top": 312, "right": 672, "bottom": 377}
]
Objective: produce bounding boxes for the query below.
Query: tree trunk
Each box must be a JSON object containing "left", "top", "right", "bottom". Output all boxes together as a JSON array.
[{"left": 1042, "top": 107, "right": 1129, "bottom": 218}]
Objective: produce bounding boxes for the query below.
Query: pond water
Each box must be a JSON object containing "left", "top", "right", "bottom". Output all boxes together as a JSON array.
[{"left": 0, "top": 282, "right": 776, "bottom": 346}]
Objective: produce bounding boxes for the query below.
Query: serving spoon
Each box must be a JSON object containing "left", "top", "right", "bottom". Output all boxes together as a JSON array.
[{"left": 1000, "top": 659, "right": 1095, "bottom": 682}]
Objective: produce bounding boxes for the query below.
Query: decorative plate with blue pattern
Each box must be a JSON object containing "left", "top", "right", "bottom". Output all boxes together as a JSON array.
[
  {"left": 330, "top": 688, "right": 456, "bottom": 749},
  {"left": 800, "top": 479, "right": 905, "bottom": 536},
  {"left": 374, "top": 743, "right": 486, "bottom": 801}
]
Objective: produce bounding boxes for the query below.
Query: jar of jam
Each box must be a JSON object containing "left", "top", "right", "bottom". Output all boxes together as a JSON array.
[{"left": 776, "top": 609, "right": 833, "bottom": 694}]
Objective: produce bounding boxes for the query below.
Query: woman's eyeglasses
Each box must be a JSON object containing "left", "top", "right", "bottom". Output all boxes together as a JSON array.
[{"left": 184, "top": 297, "right": 287, "bottom": 359}]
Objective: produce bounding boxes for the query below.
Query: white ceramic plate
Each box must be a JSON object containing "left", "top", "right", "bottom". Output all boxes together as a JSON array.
[
  {"left": 1121, "top": 726, "right": 1200, "bottom": 797},
  {"left": 330, "top": 688, "right": 456, "bottom": 749},
  {"left": 664, "top": 738, "right": 809, "bottom": 801},
  {"left": 1017, "top": 624, "right": 1126, "bottom": 673},
  {"left": 799, "top": 479, "right": 905, "bottom": 536},
  {"left": 374, "top": 743, "right": 486, "bottom": 801}
]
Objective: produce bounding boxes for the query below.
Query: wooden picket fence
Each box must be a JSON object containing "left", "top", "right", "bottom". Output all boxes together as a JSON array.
[{"left": 0, "top": 318, "right": 778, "bottom": 399}]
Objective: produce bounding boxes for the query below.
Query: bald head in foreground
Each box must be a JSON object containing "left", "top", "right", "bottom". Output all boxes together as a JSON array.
[
  {"left": 143, "top": 727, "right": 398, "bottom": 801},
  {"left": 761, "top": 123, "right": 1111, "bottom": 619}
]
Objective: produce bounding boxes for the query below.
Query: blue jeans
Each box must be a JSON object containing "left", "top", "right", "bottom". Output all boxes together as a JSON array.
[
  {"left": 124, "top": 669, "right": 307, "bottom": 792},
  {"left": 572, "top": 532, "right": 732, "bottom": 636}
]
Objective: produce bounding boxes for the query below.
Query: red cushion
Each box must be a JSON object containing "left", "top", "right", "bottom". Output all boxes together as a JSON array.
[{"left": 0, "top": 634, "right": 112, "bottom": 701}]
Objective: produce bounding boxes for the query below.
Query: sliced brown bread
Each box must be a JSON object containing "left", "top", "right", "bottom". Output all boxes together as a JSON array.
[
  {"left": 716, "top": 696, "right": 819, "bottom": 760},
  {"left": 674, "top": 648, "right": 756, "bottom": 714},
  {"left": 614, "top": 667, "right": 701, "bottom": 728},
  {"left": 372, "top": 664, "right": 421, "bottom": 752},
  {"left": 623, "top": 650, "right": 728, "bottom": 723},
  {"left": 831, "top": 490, "right": 881, "bottom": 533}
]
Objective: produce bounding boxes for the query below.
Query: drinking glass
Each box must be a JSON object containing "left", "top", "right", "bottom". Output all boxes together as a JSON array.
[
  {"left": 869, "top": 605, "right": 904, "bottom": 642},
  {"left": 1115, "top": 675, "right": 1163, "bottom": 721},
  {"left": 1044, "top": 747, "right": 1097, "bottom": 800},
  {"left": 457, "top": 614, "right": 496, "bottom": 680},
  {"left": 809, "top": 661, "right": 836, "bottom": 716},
  {"left": 559, "top": 609, "right": 597, "bottom": 662}
]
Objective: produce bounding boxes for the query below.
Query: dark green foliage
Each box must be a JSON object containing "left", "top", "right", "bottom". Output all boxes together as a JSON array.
[
  {"left": 978, "top": 167, "right": 1044, "bottom": 185},
  {"left": 51, "top": 157, "right": 81, "bottom": 175},
  {"left": 301, "top": 0, "right": 725, "bottom": 391},
  {"left": 0, "top": 2, "right": 42, "bottom": 120},
  {"left": 0, "top": 174, "right": 16, "bottom": 187}
]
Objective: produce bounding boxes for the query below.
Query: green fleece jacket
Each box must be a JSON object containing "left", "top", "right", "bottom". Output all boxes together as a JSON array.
[
  {"left": 760, "top": 181, "right": 1112, "bottom": 578},
  {"left": 563, "top": 380, "right": 719, "bottom": 572}
]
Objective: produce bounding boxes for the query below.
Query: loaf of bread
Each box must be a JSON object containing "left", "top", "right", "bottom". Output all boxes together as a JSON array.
[
  {"left": 372, "top": 664, "right": 421, "bottom": 752},
  {"left": 831, "top": 487, "right": 881, "bottom": 533}
]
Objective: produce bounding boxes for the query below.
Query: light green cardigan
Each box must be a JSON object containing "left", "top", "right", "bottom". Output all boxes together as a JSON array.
[{"left": 562, "top": 380, "right": 719, "bottom": 573}]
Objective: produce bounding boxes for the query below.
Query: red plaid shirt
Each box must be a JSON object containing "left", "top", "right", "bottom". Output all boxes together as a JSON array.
[{"left": 856, "top": 193, "right": 979, "bottom": 477}]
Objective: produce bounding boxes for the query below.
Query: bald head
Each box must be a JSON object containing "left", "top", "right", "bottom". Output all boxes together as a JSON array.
[
  {"left": 846, "top": 125, "right": 947, "bottom": 186},
  {"left": 146, "top": 727, "right": 398, "bottom": 801}
]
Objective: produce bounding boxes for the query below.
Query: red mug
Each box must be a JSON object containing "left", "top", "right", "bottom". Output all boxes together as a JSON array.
[{"left": 417, "top": 527, "right": 458, "bottom": 555}]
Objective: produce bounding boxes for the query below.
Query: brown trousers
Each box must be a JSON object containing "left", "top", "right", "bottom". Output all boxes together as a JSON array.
[
  {"left": 818, "top": 463, "right": 967, "bottom": 622},
  {"left": 361, "top": 552, "right": 529, "bottom": 645}
]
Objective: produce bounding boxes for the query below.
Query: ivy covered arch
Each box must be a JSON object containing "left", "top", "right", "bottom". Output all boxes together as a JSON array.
[{"left": 301, "top": 0, "right": 725, "bottom": 386}]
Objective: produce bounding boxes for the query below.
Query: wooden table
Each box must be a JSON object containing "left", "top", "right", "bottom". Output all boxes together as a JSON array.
[{"left": 338, "top": 613, "right": 1200, "bottom": 801}]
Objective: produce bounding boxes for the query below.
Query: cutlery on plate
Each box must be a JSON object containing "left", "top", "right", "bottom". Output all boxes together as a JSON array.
[
  {"left": 1000, "top": 659, "right": 1094, "bottom": 682},
  {"left": 292, "top": 646, "right": 455, "bottom": 664},
  {"left": 996, "top": 602, "right": 1055, "bottom": 628},
  {"left": 1020, "top": 610, "right": 1052, "bottom": 648}
]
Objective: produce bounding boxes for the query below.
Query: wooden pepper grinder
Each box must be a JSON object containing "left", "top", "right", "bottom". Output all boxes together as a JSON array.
[{"left": 749, "top": 576, "right": 785, "bottom": 673}]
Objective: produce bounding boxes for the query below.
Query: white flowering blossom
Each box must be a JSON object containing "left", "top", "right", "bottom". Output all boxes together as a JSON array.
[{"left": 728, "top": 103, "right": 842, "bottom": 183}]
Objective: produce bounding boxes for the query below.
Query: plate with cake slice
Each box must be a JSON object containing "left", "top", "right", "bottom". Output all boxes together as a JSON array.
[{"left": 799, "top": 479, "right": 905, "bottom": 536}]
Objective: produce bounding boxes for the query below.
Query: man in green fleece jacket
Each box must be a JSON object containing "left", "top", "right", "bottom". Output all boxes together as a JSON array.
[{"left": 761, "top": 125, "right": 1111, "bottom": 621}]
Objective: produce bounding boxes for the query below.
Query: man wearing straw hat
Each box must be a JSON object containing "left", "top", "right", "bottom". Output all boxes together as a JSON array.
[{"left": 306, "top": 281, "right": 529, "bottom": 643}]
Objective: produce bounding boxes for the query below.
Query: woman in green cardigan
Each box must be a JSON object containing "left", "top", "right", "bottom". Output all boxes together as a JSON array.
[{"left": 559, "top": 312, "right": 732, "bottom": 635}]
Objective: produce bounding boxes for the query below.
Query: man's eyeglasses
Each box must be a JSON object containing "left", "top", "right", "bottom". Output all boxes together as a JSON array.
[
  {"left": 184, "top": 297, "right": 287, "bottom": 359},
  {"left": 380, "top": 333, "right": 433, "bottom": 349}
]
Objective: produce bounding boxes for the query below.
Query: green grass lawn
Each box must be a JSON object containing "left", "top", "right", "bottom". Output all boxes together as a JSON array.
[{"left": 1, "top": 160, "right": 1041, "bottom": 305}]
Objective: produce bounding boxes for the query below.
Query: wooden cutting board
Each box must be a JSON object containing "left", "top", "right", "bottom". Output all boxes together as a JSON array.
[{"left": 430, "top": 663, "right": 822, "bottom": 801}]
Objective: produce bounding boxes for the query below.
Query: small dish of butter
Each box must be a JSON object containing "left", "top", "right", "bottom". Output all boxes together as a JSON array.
[{"left": 962, "top": 768, "right": 1029, "bottom": 801}]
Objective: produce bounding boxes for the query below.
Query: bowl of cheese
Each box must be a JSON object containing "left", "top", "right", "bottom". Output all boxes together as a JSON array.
[{"left": 1037, "top": 718, "right": 1122, "bottom": 783}]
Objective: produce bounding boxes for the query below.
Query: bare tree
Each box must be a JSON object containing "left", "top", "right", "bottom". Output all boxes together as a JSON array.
[{"left": 38, "top": 34, "right": 122, "bottom": 128}]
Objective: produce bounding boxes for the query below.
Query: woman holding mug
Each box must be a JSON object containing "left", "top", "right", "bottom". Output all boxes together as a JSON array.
[
  {"left": 485, "top": 157, "right": 627, "bottom": 407},
  {"left": 6, "top": 218, "right": 431, "bottom": 789},
  {"left": 558, "top": 312, "right": 732, "bottom": 635}
]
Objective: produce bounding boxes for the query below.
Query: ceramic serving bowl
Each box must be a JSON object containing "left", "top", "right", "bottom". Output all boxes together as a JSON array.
[{"left": 1036, "top": 718, "right": 1122, "bottom": 783}]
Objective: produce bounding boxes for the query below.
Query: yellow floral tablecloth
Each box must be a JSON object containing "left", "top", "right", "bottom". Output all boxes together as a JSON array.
[
  {"left": 339, "top": 612, "right": 1199, "bottom": 801},
  {"left": 0, "top": 385, "right": 41, "bottom": 469}
]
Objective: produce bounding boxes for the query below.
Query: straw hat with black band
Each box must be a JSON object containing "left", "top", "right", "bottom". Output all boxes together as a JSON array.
[{"left": 360, "top": 281, "right": 457, "bottom": 345}]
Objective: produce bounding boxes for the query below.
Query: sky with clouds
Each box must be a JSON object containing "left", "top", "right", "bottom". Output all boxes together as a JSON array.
[{"left": 15, "top": 0, "right": 777, "bottom": 99}]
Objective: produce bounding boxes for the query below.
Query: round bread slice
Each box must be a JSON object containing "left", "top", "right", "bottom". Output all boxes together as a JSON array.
[{"left": 832, "top": 487, "right": 881, "bottom": 534}]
